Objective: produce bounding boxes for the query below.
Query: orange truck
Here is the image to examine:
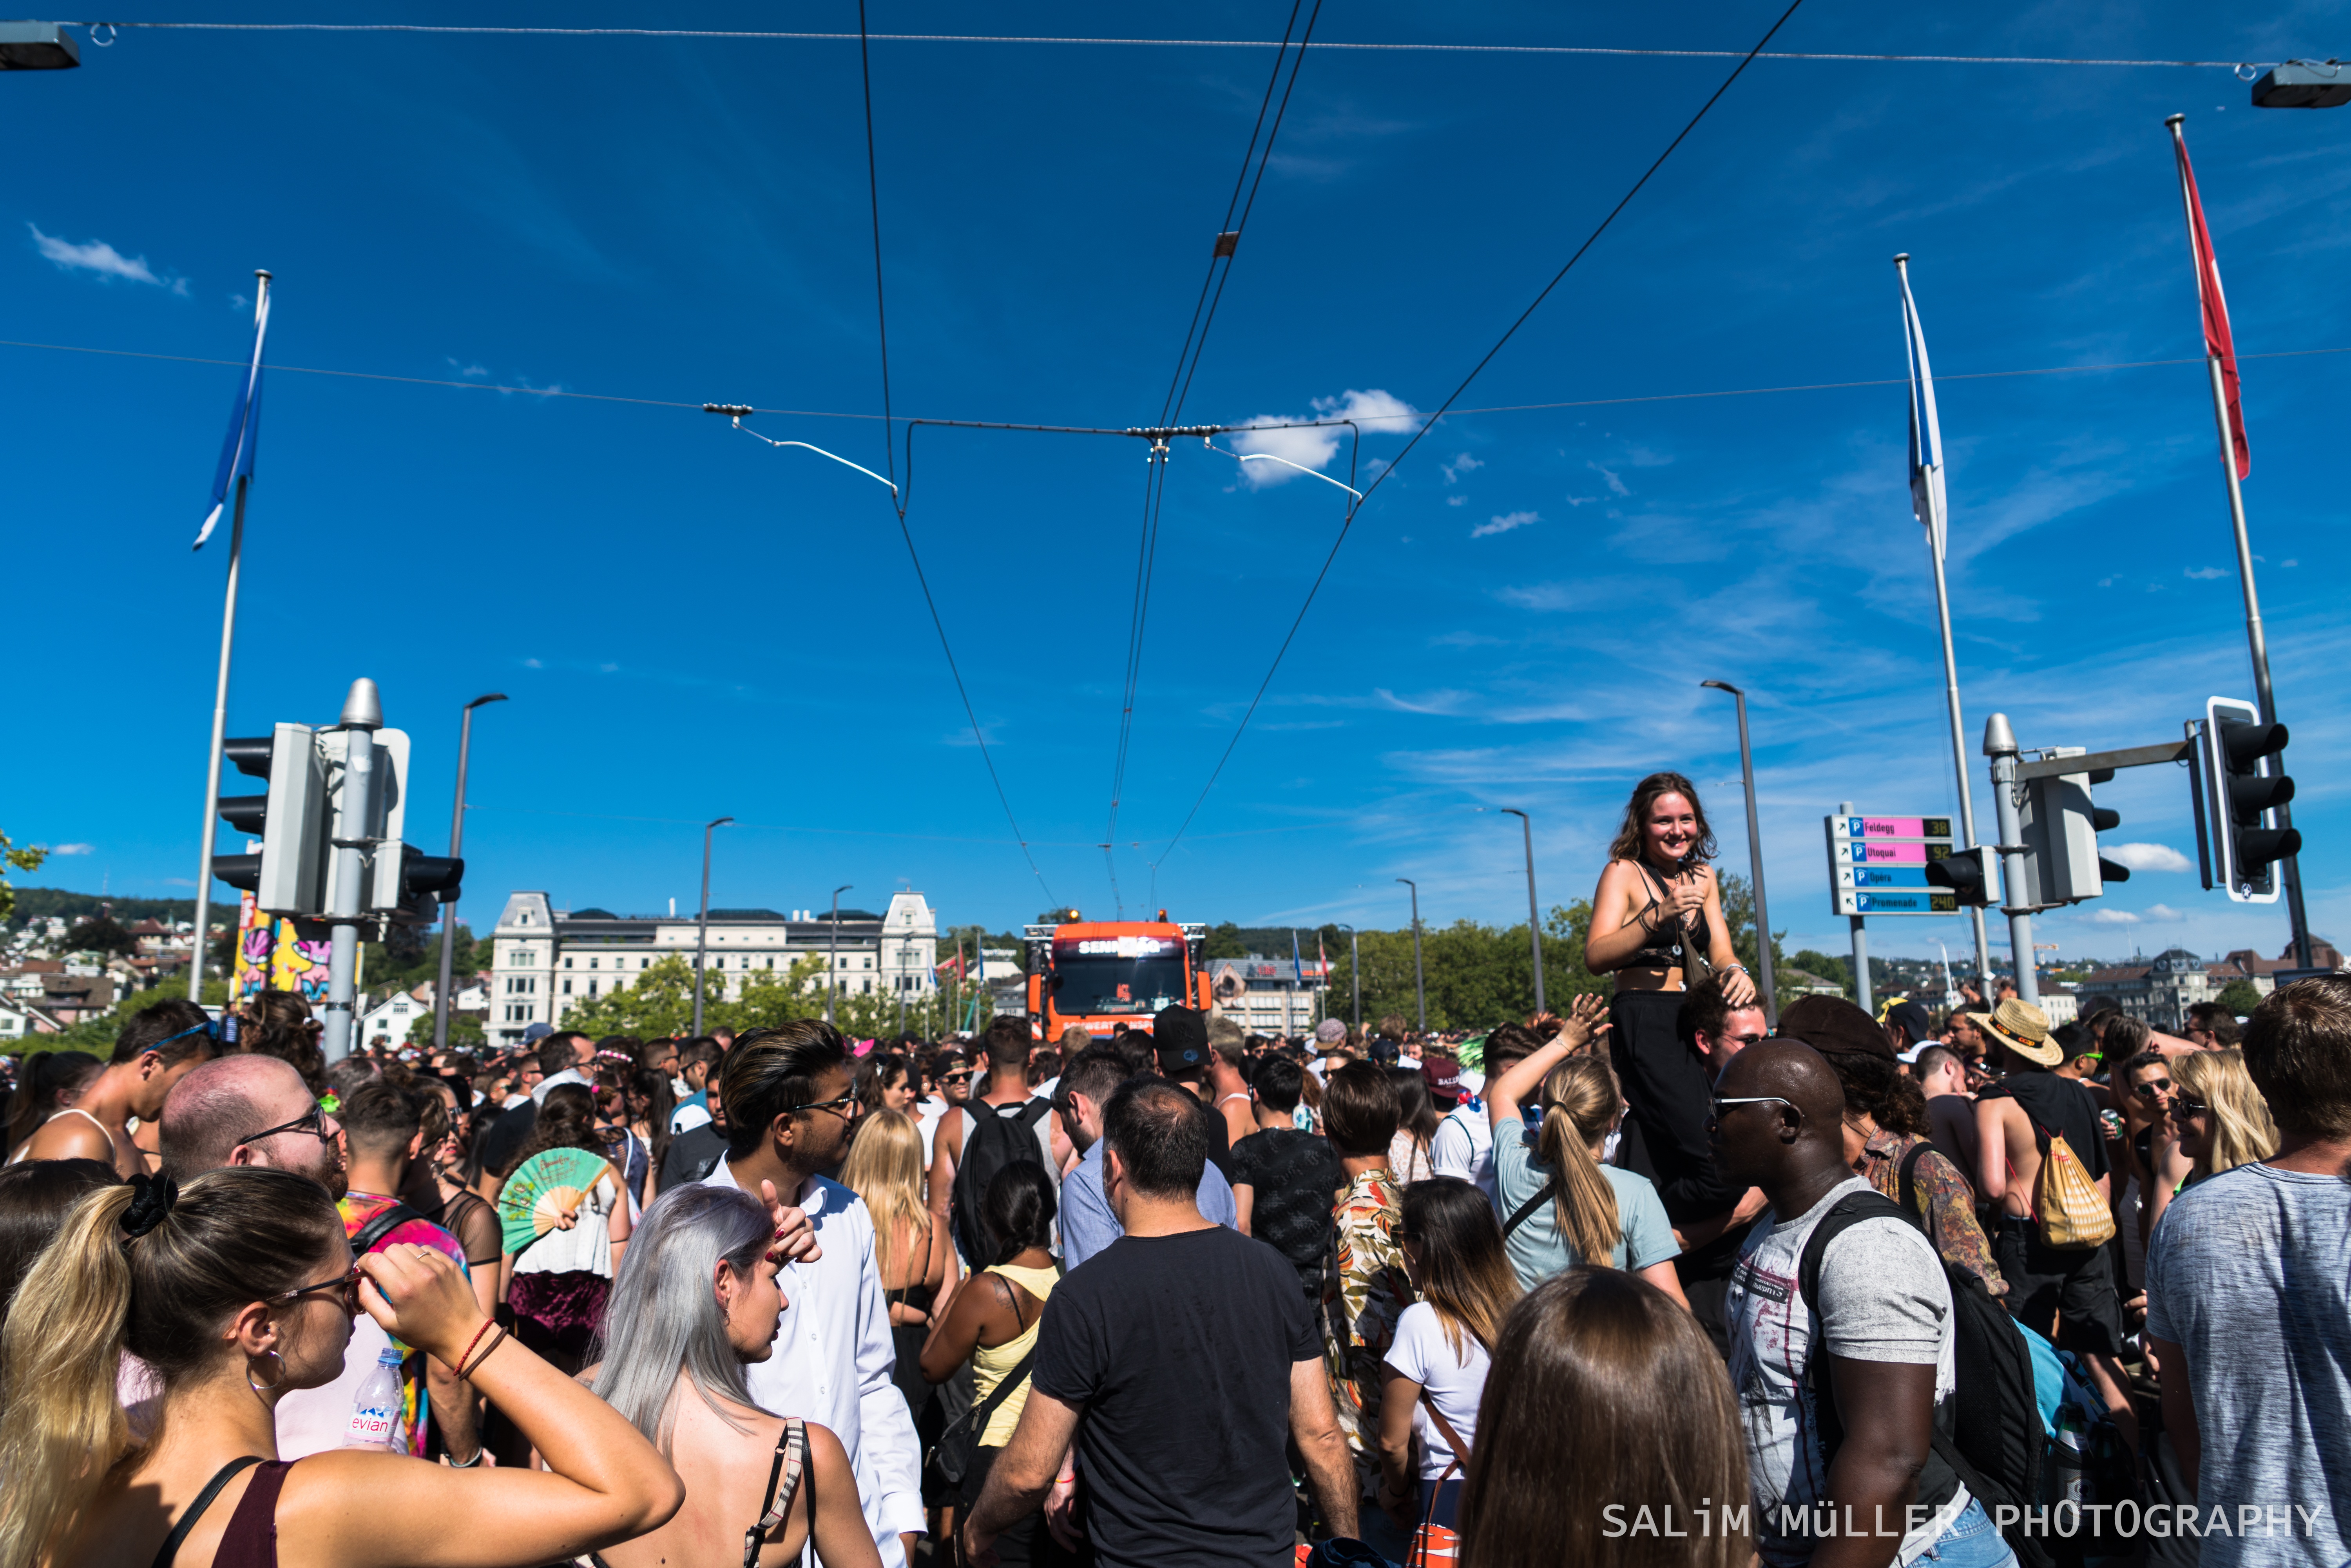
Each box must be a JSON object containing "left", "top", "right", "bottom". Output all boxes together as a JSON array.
[{"left": 1024, "top": 913, "right": 1212, "bottom": 1040}]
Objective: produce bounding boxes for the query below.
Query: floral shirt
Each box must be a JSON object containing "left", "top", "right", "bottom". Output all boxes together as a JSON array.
[
  {"left": 1319, "top": 1167, "right": 1412, "bottom": 1493},
  {"left": 1858, "top": 1127, "right": 2007, "bottom": 1298}
]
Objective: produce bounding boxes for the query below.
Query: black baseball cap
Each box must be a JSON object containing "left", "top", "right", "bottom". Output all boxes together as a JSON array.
[
  {"left": 1153, "top": 1004, "right": 1209, "bottom": 1077},
  {"left": 1885, "top": 999, "right": 1933, "bottom": 1045}
]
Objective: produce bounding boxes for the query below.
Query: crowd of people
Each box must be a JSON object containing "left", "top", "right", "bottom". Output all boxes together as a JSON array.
[{"left": 0, "top": 770, "right": 2342, "bottom": 1568}]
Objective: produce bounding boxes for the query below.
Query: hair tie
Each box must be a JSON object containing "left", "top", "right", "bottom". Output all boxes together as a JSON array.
[{"left": 120, "top": 1173, "right": 179, "bottom": 1240}]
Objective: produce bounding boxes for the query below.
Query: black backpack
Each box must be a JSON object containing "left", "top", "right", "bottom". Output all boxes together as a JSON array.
[
  {"left": 950, "top": 1098, "right": 1053, "bottom": 1264},
  {"left": 1797, "top": 1178, "right": 2052, "bottom": 1568}
]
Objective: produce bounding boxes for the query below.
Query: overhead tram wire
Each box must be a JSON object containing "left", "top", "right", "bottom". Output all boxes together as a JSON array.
[
  {"left": 13, "top": 334, "right": 2343, "bottom": 431},
  {"left": 840, "top": 2, "right": 1056, "bottom": 909},
  {"left": 1149, "top": 0, "right": 1813, "bottom": 869},
  {"left": 1105, "top": 0, "right": 1326, "bottom": 916},
  {"left": 73, "top": 23, "right": 2270, "bottom": 70}
]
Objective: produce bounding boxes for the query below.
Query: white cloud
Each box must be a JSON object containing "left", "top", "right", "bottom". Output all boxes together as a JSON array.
[
  {"left": 2283, "top": 559, "right": 2300, "bottom": 568},
  {"left": 2144, "top": 904, "right": 2188, "bottom": 922},
  {"left": 29, "top": 223, "right": 185, "bottom": 293},
  {"left": 448, "top": 358, "right": 490, "bottom": 378},
  {"left": 2183, "top": 565, "right": 2230, "bottom": 580},
  {"left": 2087, "top": 908, "right": 2139, "bottom": 924},
  {"left": 1472, "top": 510, "right": 1539, "bottom": 539},
  {"left": 41, "top": 842, "right": 94, "bottom": 855},
  {"left": 1589, "top": 460, "right": 1630, "bottom": 497},
  {"left": 1446, "top": 495, "right": 1466, "bottom": 507},
  {"left": 1229, "top": 389, "right": 1418, "bottom": 488},
  {"left": 1442, "top": 453, "right": 1483, "bottom": 484},
  {"left": 522, "top": 657, "right": 544, "bottom": 669},
  {"left": 2105, "top": 842, "right": 2194, "bottom": 874}
]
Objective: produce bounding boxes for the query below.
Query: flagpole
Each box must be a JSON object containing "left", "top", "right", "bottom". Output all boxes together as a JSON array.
[
  {"left": 2166, "top": 116, "right": 2313, "bottom": 969},
  {"left": 186, "top": 270, "right": 270, "bottom": 1007},
  {"left": 1895, "top": 254, "right": 1995, "bottom": 991},
  {"left": 186, "top": 469, "right": 249, "bottom": 1010}
]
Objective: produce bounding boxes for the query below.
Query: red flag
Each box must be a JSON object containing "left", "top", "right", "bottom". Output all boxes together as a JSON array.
[{"left": 2170, "top": 121, "right": 2250, "bottom": 478}]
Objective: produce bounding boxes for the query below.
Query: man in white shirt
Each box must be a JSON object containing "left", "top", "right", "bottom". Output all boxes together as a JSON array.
[
  {"left": 1431, "top": 1025, "right": 1538, "bottom": 1201},
  {"left": 701, "top": 1021, "right": 924, "bottom": 1568},
  {"left": 532, "top": 1029, "right": 596, "bottom": 1103}
]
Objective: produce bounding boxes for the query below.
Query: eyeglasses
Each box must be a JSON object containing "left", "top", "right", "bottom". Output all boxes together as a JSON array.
[
  {"left": 2170, "top": 1097, "right": 2211, "bottom": 1119},
  {"left": 1726, "top": 1031, "right": 1770, "bottom": 1047},
  {"left": 2131, "top": 1078, "right": 2174, "bottom": 1101},
  {"left": 237, "top": 1103, "right": 334, "bottom": 1148},
  {"left": 940, "top": 1071, "right": 973, "bottom": 1085},
  {"left": 797, "top": 1091, "right": 862, "bottom": 1123},
  {"left": 274, "top": 1262, "right": 362, "bottom": 1317},
  {"left": 1707, "top": 1094, "right": 1800, "bottom": 1124}
]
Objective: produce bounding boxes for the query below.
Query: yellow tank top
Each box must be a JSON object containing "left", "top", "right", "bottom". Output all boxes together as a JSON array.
[{"left": 973, "top": 1262, "right": 1060, "bottom": 1447}]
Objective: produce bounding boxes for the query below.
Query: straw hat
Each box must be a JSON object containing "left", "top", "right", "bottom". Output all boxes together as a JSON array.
[{"left": 1967, "top": 998, "right": 2060, "bottom": 1066}]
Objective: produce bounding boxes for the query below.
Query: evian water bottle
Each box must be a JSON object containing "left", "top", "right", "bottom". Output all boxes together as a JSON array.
[{"left": 343, "top": 1345, "right": 408, "bottom": 1451}]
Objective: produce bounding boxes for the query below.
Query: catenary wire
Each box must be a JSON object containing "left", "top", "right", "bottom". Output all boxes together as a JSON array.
[
  {"left": 842, "top": 7, "right": 1054, "bottom": 907},
  {"left": 7, "top": 336, "right": 2343, "bottom": 428},
  {"left": 72, "top": 22, "right": 2274, "bottom": 69},
  {"left": 1150, "top": 0, "right": 1811, "bottom": 866},
  {"left": 1107, "top": 0, "right": 1324, "bottom": 915}
]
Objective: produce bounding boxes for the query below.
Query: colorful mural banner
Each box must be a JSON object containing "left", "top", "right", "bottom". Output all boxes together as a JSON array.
[{"left": 233, "top": 892, "right": 331, "bottom": 1000}]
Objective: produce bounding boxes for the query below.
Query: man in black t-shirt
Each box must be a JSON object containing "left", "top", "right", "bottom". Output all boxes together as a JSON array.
[
  {"left": 963, "top": 1078, "right": 1357, "bottom": 1568},
  {"left": 1229, "top": 1056, "right": 1347, "bottom": 1296}
]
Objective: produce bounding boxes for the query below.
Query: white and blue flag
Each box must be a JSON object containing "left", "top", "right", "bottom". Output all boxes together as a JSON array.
[
  {"left": 1896, "top": 259, "right": 1947, "bottom": 562},
  {"left": 194, "top": 277, "right": 271, "bottom": 550}
]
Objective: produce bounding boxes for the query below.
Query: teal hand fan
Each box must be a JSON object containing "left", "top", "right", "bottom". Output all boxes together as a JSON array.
[{"left": 498, "top": 1147, "right": 610, "bottom": 1256}]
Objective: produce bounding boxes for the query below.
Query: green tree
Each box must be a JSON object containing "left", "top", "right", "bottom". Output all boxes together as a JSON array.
[
  {"left": 63, "top": 914, "right": 137, "bottom": 960},
  {"left": 1789, "top": 949, "right": 1853, "bottom": 998},
  {"left": 2215, "top": 978, "right": 2264, "bottom": 1016},
  {"left": 408, "top": 1009, "right": 487, "bottom": 1050},
  {"left": 0, "top": 833, "right": 45, "bottom": 925}
]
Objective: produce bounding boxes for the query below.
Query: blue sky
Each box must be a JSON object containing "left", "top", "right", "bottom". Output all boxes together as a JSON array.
[{"left": 8, "top": 1, "right": 2347, "bottom": 967}]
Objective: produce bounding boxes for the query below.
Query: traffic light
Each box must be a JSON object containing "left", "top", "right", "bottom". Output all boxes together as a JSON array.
[
  {"left": 2203, "top": 697, "right": 2300, "bottom": 902},
  {"left": 2020, "top": 751, "right": 2132, "bottom": 907},
  {"left": 383, "top": 846, "right": 464, "bottom": 925},
  {"left": 1925, "top": 846, "right": 1997, "bottom": 907},
  {"left": 211, "top": 723, "right": 330, "bottom": 915}
]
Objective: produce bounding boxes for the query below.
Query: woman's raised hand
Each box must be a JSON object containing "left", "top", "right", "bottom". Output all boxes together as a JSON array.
[
  {"left": 356, "top": 1242, "right": 489, "bottom": 1365},
  {"left": 1554, "top": 992, "right": 1613, "bottom": 1052},
  {"left": 1720, "top": 966, "right": 1758, "bottom": 1008}
]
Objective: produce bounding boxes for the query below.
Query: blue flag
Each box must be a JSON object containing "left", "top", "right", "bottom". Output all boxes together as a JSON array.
[
  {"left": 1291, "top": 929, "right": 1304, "bottom": 985},
  {"left": 194, "top": 279, "right": 271, "bottom": 550}
]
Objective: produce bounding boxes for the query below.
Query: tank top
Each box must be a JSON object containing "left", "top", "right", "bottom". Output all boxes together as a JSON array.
[
  {"left": 973, "top": 1262, "right": 1060, "bottom": 1447},
  {"left": 6, "top": 1106, "right": 117, "bottom": 1167},
  {"left": 1625, "top": 860, "right": 1712, "bottom": 971},
  {"left": 151, "top": 1456, "right": 293, "bottom": 1568}
]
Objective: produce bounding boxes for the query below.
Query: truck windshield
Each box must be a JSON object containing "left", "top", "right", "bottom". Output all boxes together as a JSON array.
[{"left": 1051, "top": 956, "right": 1187, "bottom": 1018}]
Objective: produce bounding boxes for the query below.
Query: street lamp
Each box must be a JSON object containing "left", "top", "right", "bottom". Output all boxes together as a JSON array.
[
  {"left": 0, "top": 23, "right": 81, "bottom": 69},
  {"left": 1334, "top": 922, "right": 1360, "bottom": 1030},
  {"left": 1488, "top": 808, "right": 1545, "bottom": 1016},
  {"left": 692, "top": 817, "right": 734, "bottom": 1037},
  {"left": 827, "top": 884, "right": 853, "bottom": 1027},
  {"left": 1701, "top": 680, "right": 1777, "bottom": 1026},
  {"left": 1396, "top": 878, "right": 1426, "bottom": 1036},
  {"left": 433, "top": 693, "right": 506, "bottom": 1053}
]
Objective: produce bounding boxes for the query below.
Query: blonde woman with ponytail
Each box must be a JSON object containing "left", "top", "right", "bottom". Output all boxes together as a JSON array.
[
  {"left": 1485, "top": 993, "right": 1686, "bottom": 1300},
  {"left": 0, "top": 1166, "right": 686, "bottom": 1568}
]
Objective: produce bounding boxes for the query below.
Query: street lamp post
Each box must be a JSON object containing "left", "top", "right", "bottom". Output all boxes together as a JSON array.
[
  {"left": 1335, "top": 923, "right": 1360, "bottom": 1030},
  {"left": 1396, "top": 878, "right": 1426, "bottom": 1036},
  {"left": 692, "top": 817, "right": 734, "bottom": 1038},
  {"left": 827, "top": 884, "right": 852, "bottom": 1027},
  {"left": 1496, "top": 808, "right": 1545, "bottom": 1016},
  {"left": 432, "top": 693, "right": 507, "bottom": 1053},
  {"left": 1701, "top": 680, "right": 1777, "bottom": 1026}
]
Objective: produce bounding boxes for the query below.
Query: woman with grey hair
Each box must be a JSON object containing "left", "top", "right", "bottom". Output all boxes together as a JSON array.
[{"left": 584, "top": 1184, "right": 880, "bottom": 1568}]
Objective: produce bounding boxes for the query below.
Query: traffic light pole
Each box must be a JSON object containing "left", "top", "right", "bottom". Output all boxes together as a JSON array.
[
  {"left": 321, "top": 679, "right": 383, "bottom": 1064},
  {"left": 187, "top": 473, "right": 250, "bottom": 1011},
  {"left": 2201, "top": 353, "right": 2314, "bottom": 969},
  {"left": 433, "top": 694, "right": 505, "bottom": 1054},
  {"left": 1983, "top": 714, "right": 2040, "bottom": 1008}
]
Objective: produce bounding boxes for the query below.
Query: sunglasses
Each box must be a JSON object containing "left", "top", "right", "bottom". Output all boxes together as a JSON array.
[
  {"left": 238, "top": 1103, "right": 334, "bottom": 1148},
  {"left": 2131, "top": 1078, "right": 2174, "bottom": 1100},
  {"left": 1726, "top": 1031, "right": 1770, "bottom": 1047},
  {"left": 275, "top": 1262, "right": 363, "bottom": 1317},
  {"left": 797, "top": 1090, "right": 863, "bottom": 1122},
  {"left": 940, "top": 1070, "right": 974, "bottom": 1085},
  {"left": 150, "top": 1017, "right": 226, "bottom": 1051},
  {"left": 1707, "top": 1094, "right": 1800, "bottom": 1124},
  {"left": 2170, "top": 1097, "right": 2212, "bottom": 1119}
]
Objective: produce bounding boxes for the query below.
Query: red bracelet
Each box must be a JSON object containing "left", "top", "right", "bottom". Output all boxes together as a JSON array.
[
  {"left": 451, "top": 1318, "right": 496, "bottom": 1375},
  {"left": 460, "top": 1325, "right": 509, "bottom": 1380}
]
